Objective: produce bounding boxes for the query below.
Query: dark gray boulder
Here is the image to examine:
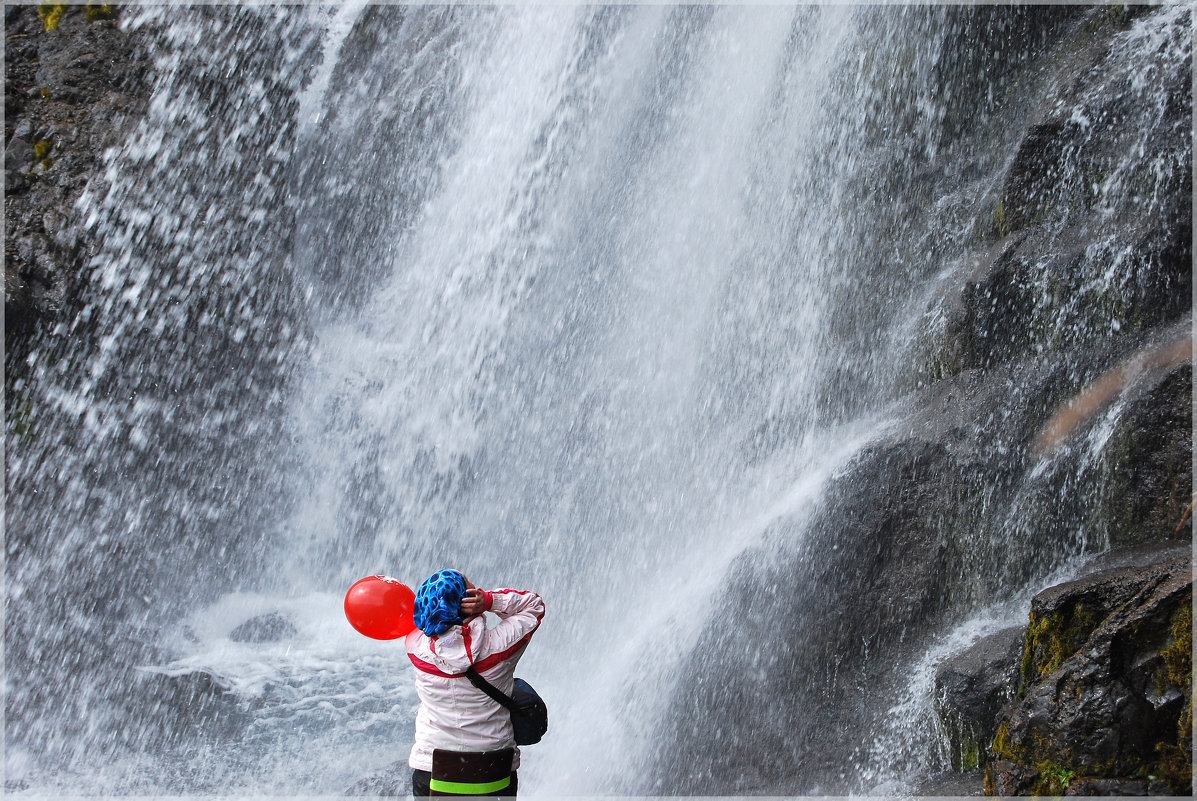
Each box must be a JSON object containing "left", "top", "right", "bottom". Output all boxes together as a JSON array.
[
  {"left": 127, "top": 667, "right": 245, "bottom": 748},
  {"left": 934, "top": 626, "right": 1023, "bottom": 771},
  {"left": 986, "top": 547, "right": 1192, "bottom": 796},
  {"left": 5, "top": 136, "right": 35, "bottom": 172},
  {"left": 228, "top": 611, "right": 298, "bottom": 643},
  {"left": 1095, "top": 367, "right": 1194, "bottom": 550},
  {"left": 346, "top": 760, "right": 409, "bottom": 796}
]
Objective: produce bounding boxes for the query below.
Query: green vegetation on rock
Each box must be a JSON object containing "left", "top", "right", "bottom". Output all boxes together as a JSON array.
[
  {"left": 37, "top": 4, "right": 66, "bottom": 31},
  {"left": 1161, "top": 599, "right": 1191, "bottom": 688},
  {"left": 36, "top": 3, "right": 116, "bottom": 31},
  {"left": 33, "top": 139, "right": 55, "bottom": 170},
  {"left": 1018, "top": 602, "right": 1101, "bottom": 692},
  {"left": 993, "top": 196, "right": 1009, "bottom": 239},
  {"left": 85, "top": 3, "right": 117, "bottom": 23},
  {"left": 1154, "top": 599, "right": 1192, "bottom": 793},
  {"left": 989, "top": 559, "right": 1192, "bottom": 796},
  {"left": 1033, "top": 761, "right": 1075, "bottom": 795}
]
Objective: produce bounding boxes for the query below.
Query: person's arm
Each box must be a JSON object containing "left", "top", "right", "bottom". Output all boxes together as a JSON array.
[
  {"left": 485, "top": 588, "right": 544, "bottom": 621},
  {"left": 463, "top": 587, "right": 545, "bottom": 668},
  {"left": 460, "top": 584, "right": 544, "bottom": 622}
]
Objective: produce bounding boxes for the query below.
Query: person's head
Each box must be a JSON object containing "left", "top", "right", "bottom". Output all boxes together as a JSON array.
[{"left": 413, "top": 569, "right": 469, "bottom": 636}]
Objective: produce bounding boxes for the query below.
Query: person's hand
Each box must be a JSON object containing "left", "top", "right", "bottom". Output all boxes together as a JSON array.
[{"left": 460, "top": 587, "right": 487, "bottom": 617}]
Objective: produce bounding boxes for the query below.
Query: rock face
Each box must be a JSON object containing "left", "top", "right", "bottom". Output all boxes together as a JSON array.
[
  {"left": 935, "top": 626, "right": 1024, "bottom": 772},
  {"left": 345, "top": 760, "right": 409, "bottom": 797},
  {"left": 4, "top": 5, "right": 153, "bottom": 358},
  {"left": 128, "top": 668, "right": 243, "bottom": 747},
  {"left": 938, "top": 6, "right": 1191, "bottom": 380},
  {"left": 5, "top": 4, "right": 320, "bottom": 764},
  {"left": 228, "top": 612, "right": 298, "bottom": 643},
  {"left": 985, "top": 547, "right": 1192, "bottom": 796}
]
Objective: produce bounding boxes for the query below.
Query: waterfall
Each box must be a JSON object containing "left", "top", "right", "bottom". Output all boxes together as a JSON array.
[{"left": 5, "top": 4, "right": 1190, "bottom": 796}]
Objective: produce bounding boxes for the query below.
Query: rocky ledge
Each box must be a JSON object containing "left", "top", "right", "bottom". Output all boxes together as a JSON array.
[{"left": 935, "top": 543, "right": 1192, "bottom": 796}]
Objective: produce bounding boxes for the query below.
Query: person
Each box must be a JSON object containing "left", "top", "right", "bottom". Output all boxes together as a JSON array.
[{"left": 405, "top": 569, "right": 545, "bottom": 797}]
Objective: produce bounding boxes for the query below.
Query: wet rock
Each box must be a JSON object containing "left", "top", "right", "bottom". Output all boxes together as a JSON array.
[
  {"left": 934, "top": 8, "right": 1192, "bottom": 380},
  {"left": 1064, "top": 776, "right": 1150, "bottom": 796},
  {"left": 346, "top": 760, "right": 409, "bottom": 796},
  {"left": 934, "top": 626, "right": 1023, "bottom": 771},
  {"left": 138, "top": 668, "right": 232, "bottom": 709},
  {"left": 129, "top": 668, "right": 245, "bottom": 746},
  {"left": 997, "top": 8, "right": 1191, "bottom": 241},
  {"left": 1096, "top": 366, "right": 1193, "bottom": 549},
  {"left": 913, "top": 769, "right": 986, "bottom": 796},
  {"left": 654, "top": 330, "right": 1191, "bottom": 794},
  {"left": 654, "top": 434, "right": 998, "bottom": 793},
  {"left": 4, "top": 4, "right": 154, "bottom": 349},
  {"left": 228, "top": 611, "right": 297, "bottom": 643},
  {"left": 5, "top": 136, "right": 35, "bottom": 171},
  {"left": 986, "top": 548, "right": 1193, "bottom": 795}
]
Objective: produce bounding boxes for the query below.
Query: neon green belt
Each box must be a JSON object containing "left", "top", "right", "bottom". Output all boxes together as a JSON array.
[{"left": 428, "top": 775, "right": 512, "bottom": 795}]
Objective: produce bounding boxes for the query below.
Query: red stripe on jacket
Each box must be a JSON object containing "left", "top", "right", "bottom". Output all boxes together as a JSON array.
[
  {"left": 407, "top": 652, "right": 461, "bottom": 678},
  {"left": 472, "top": 629, "right": 536, "bottom": 673}
]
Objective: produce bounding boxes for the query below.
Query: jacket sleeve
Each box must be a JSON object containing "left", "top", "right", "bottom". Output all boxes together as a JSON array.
[{"left": 472, "top": 589, "right": 544, "bottom": 667}]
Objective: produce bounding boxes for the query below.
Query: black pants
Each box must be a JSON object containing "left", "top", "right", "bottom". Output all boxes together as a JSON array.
[{"left": 411, "top": 769, "right": 518, "bottom": 797}]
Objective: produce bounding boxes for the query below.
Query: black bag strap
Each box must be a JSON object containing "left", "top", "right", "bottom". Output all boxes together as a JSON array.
[{"left": 464, "top": 666, "right": 519, "bottom": 713}]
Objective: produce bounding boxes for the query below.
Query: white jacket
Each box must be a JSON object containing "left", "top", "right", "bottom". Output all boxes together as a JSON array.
[{"left": 405, "top": 588, "right": 545, "bottom": 772}]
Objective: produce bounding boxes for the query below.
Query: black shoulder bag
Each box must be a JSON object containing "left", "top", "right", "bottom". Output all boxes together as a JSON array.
[{"left": 464, "top": 667, "right": 548, "bottom": 746}]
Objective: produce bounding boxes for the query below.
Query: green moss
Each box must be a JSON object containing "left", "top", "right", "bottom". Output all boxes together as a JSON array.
[
  {"left": 992, "top": 720, "right": 1010, "bottom": 757},
  {"left": 1020, "top": 613, "right": 1054, "bottom": 690},
  {"left": 942, "top": 712, "right": 986, "bottom": 771},
  {"left": 1155, "top": 599, "right": 1193, "bottom": 793},
  {"left": 994, "top": 196, "right": 1009, "bottom": 239},
  {"left": 1162, "top": 599, "right": 1191, "bottom": 687},
  {"left": 992, "top": 718, "right": 1083, "bottom": 796},
  {"left": 1019, "top": 603, "right": 1102, "bottom": 693},
  {"left": 10, "top": 400, "right": 35, "bottom": 439},
  {"left": 961, "top": 734, "right": 981, "bottom": 771},
  {"left": 84, "top": 2, "right": 117, "bottom": 23},
  {"left": 1154, "top": 740, "right": 1192, "bottom": 794},
  {"left": 1033, "top": 761, "right": 1075, "bottom": 796},
  {"left": 32, "top": 140, "right": 55, "bottom": 171},
  {"left": 38, "top": 4, "right": 66, "bottom": 31}
]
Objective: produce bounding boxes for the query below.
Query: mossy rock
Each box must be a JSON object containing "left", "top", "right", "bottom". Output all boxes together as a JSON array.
[
  {"left": 37, "top": 4, "right": 66, "bottom": 31},
  {"left": 84, "top": 3, "right": 118, "bottom": 23},
  {"left": 1153, "top": 599, "right": 1192, "bottom": 794},
  {"left": 987, "top": 550, "right": 1192, "bottom": 795},
  {"left": 1018, "top": 601, "right": 1102, "bottom": 692},
  {"left": 36, "top": 3, "right": 117, "bottom": 32},
  {"left": 935, "top": 626, "right": 1023, "bottom": 772}
]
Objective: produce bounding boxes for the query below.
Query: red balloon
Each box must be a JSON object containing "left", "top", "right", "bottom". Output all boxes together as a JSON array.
[{"left": 344, "top": 575, "right": 416, "bottom": 640}]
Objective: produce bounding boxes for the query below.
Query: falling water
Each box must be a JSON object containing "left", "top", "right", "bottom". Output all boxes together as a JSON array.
[{"left": 5, "top": 4, "right": 1190, "bottom": 797}]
